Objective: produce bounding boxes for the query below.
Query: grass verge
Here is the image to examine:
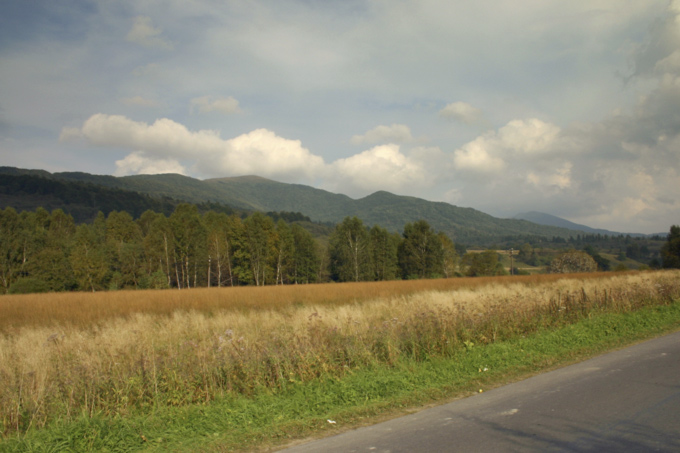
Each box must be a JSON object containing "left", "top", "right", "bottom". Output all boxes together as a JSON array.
[{"left": 2, "top": 300, "right": 679, "bottom": 453}]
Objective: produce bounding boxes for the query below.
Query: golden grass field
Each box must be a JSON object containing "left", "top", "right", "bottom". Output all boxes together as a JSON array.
[
  {"left": 0, "top": 273, "right": 616, "bottom": 331},
  {"left": 2, "top": 270, "right": 679, "bottom": 435}
]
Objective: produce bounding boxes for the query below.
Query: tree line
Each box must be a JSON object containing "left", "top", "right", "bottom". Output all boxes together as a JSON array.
[
  {"left": 0, "top": 206, "right": 458, "bottom": 294},
  {"left": 4, "top": 203, "right": 675, "bottom": 294}
]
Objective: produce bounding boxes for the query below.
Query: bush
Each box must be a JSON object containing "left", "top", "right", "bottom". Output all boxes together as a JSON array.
[
  {"left": 139, "top": 270, "right": 170, "bottom": 290},
  {"left": 549, "top": 251, "right": 597, "bottom": 273},
  {"left": 9, "top": 278, "right": 51, "bottom": 294}
]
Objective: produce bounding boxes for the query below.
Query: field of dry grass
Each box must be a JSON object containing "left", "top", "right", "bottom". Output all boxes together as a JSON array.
[
  {"left": 2, "top": 270, "right": 679, "bottom": 436},
  {"left": 0, "top": 273, "right": 615, "bottom": 331}
]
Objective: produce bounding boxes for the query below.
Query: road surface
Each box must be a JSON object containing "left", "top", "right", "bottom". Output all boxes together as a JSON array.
[{"left": 280, "top": 331, "right": 680, "bottom": 452}]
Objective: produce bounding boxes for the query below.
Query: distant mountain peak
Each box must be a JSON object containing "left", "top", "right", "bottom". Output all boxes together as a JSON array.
[{"left": 207, "top": 175, "right": 275, "bottom": 183}]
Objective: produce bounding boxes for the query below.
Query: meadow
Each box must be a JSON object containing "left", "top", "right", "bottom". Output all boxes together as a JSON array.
[{"left": 1, "top": 270, "right": 679, "bottom": 447}]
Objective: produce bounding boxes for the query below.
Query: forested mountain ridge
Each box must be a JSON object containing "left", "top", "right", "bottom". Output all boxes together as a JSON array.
[
  {"left": 204, "top": 175, "right": 356, "bottom": 215},
  {"left": 0, "top": 166, "right": 582, "bottom": 243},
  {"left": 0, "top": 171, "right": 183, "bottom": 222}
]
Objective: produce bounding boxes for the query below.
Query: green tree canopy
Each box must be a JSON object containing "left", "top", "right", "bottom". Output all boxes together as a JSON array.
[
  {"left": 71, "top": 218, "right": 109, "bottom": 292},
  {"left": 329, "top": 216, "right": 371, "bottom": 282},
  {"left": 438, "top": 232, "right": 458, "bottom": 278},
  {"left": 398, "top": 220, "right": 444, "bottom": 279},
  {"left": 290, "top": 223, "right": 320, "bottom": 284},
  {"left": 369, "top": 225, "right": 400, "bottom": 281},
  {"left": 243, "top": 212, "right": 276, "bottom": 286},
  {"left": 170, "top": 204, "right": 206, "bottom": 289},
  {"left": 661, "top": 225, "right": 680, "bottom": 269},
  {"left": 463, "top": 250, "right": 505, "bottom": 277}
]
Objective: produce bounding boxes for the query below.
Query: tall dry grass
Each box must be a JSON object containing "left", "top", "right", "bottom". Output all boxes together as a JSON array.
[
  {"left": 0, "top": 273, "right": 614, "bottom": 331},
  {"left": 1, "top": 271, "right": 679, "bottom": 435}
]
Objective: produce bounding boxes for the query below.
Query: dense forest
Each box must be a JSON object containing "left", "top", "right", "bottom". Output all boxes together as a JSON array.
[{"left": 0, "top": 205, "right": 460, "bottom": 294}]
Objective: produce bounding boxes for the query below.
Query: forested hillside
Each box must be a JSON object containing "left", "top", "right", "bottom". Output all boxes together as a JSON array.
[
  {"left": 0, "top": 167, "right": 582, "bottom": 244},
  {"left": 0, "top": 172, "right": 234, "bottom": 223}
]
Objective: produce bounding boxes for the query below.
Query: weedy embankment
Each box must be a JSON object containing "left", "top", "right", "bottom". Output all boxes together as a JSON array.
[{"left": 1, "top": 271, "right": 679, "bottom": 438}]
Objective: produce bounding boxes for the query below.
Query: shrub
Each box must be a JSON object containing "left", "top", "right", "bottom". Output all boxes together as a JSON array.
[
  {"left": 549, "top": 251, "right": 597, "bottom": 273},
  {"left": 8, "top": 278, "right": 51, "bottom": 294}
]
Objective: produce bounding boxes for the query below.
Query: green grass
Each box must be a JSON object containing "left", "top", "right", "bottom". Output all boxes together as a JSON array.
[{"left": 2, "top": 300, "right": 679, "bottom": 453}]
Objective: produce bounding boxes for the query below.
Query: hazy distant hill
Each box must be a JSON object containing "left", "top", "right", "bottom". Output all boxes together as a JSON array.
[
  {"left": 0, "top": 166, "right": 588, "bottom": 244},
  {"left": 513, "top": 211, "right": 648, "bottom": 237}
]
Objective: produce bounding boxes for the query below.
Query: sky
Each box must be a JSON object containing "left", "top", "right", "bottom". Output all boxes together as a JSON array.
[{"left": 1, "top": 0, "right": 679, "bottom": 234}]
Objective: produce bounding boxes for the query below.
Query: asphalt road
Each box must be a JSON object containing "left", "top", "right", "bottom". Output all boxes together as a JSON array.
[{"left": 280, "top": 330, "right": 680, "bottom": 452}]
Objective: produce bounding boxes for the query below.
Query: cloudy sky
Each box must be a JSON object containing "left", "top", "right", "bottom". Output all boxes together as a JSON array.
[{"left": 1, "top": 1, "right": 679, "bottom": 234}]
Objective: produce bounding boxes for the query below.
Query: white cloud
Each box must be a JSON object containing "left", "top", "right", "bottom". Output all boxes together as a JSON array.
[
  {"left": 439, "top": 102, "right": 485, "bottom": 125},
  {"left": 121, "top": 96, "right": 159, "bottom": 108},
  {"left": 76, "top": 114, "right": 218, "bottom": 156},
  {"left": 452, "top": 118, "right": 561, "bottom": 173},
  {"left": 350, "top": 124, "right": 413, "bottom": 145},
  {"left": 126, "top": 16, "right": 173, "bottom": 50},
  {"left": 497, "top": 119, "right": 562, "bottom": 154},
  {"left": 213, "top": 128, "right": 325, "bottom": 180},
  {"left": 526, "top": 162, "right": 572, "bottom": 190},
  {"left": 453, "top": 139, "right": 506, "bottom": 173},
  {"left": 330, "top": 144, "right": 428, "bottom": 194},
  {"left": 115, "top": 152, "right": 186, "bottom": 176},
  {"left": 59, "top": 127, "right": 83, "bottom": 141},
  {"left": 190, "top": 96, "right": 242, "bottom": 115},
  {"left": 61, "top": 114, "right": 324, "bottom": 182}
]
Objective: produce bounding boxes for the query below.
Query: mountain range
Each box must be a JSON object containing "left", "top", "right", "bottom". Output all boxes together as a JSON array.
[{"left": 0, "top": 166, "right": 643, "bottom": 244}]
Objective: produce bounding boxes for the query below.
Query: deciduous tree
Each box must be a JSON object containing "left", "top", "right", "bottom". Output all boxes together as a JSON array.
[
  {"left": 106, "top": 211, "right": 143, "bottom": 289},
  {"left": 329, "top": 216, "right": 371, "bottom": 282},
  {"left": 369, "top": 225, "right": 400, "bottom": 281},
  {"left": 244, "top": 212, "right": 275, "bottom": 286},
  {"left": 170, "top": 204, "right": 206, "bottom": 289},
  {"left": 204, "top": 211, "right": 239, "bottom": 287},
  {"left": 0, "top": 208, "right": 23, "bottom": 293},
  {"left": 438, "top": 232, "right": 458, "bottom": 278},
  {"left": 290, "top": 224, "right": 320, "bottom": 284},
  {"left": 661, "top": 225, "right": 680, "bottom": 269},
  {"left": 71, "top": 215, "right": 109, "bottom": 292},
  {"left": 29, "top": 209, "right": 76, "bottom": 291},
  {"left": 142, "top": 213, "right": 175, "bottom": 288},
  {"left": 398, "top": 220, "right": 444, "bottom": 279},
  {"left": 273, "top": 219, "right": 294, "bottom": 285},
  {"left": 463, "top": 250, "right": 505, "bottom": 277}
]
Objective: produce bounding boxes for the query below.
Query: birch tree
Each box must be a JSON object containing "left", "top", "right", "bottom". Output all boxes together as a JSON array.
[
  {"left": 244, "top": 212, "right": 275, "bottom": 286},
  {"left": 329, "top": 216, "right": 371, "bottom": 282}
]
